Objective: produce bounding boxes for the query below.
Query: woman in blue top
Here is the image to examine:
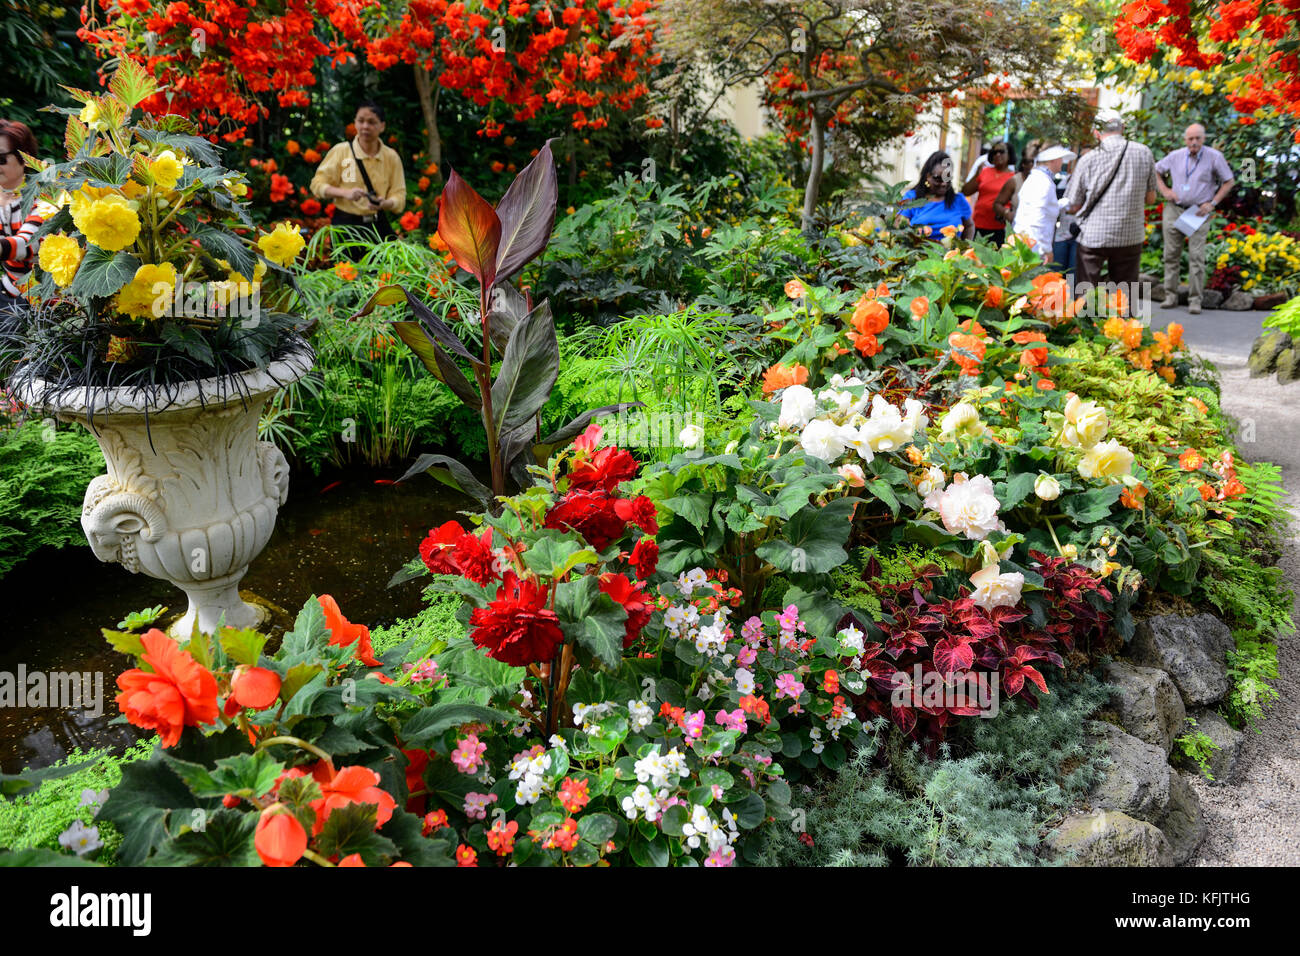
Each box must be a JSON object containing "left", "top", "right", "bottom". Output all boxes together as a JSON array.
[{"left": 896, "top": 151, "right": 974, "bottom": 239}]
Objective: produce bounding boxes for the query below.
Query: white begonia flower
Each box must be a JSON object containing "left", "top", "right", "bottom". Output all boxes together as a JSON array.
[
  {"left": 778, "top": 384, "right": 818, "bottom": 430},
  {"left": 857, "top": 394, "right": 916, "bottom": 453},
  {"left": 969, "top": 563, "right": 1025, "bottom": 611},
  {"left": 1060, "top": 543, "right": 1080, "bottom": 561},
  {"left": 58, "top": 820, "right": 102, "bottom": 856},
  {"left": 902, "top": 397, "right": 929, "bottom": 439},
  {"left": 931, "top": 473, "right": 1005, "bottom": 540},
  {"left": 679, "top": 423, "right": 705, "bottom": 448},
  {"left": 677, "top": 568, "right": 709, "bottom": 597},
  {"left": 1061, "top": 393, "right": 1109, "bottom": 449},
  {"left": 627, "top": 700, "right": 654, "bottom": 733},
  {"left": 916, "top": 465, "right": 946, "bottom": 499},
  {"left": 1078, "top": 439, "right": 1134, "bottom": 482},
  {"left": 837, "top": 624, "right": 866, "bottom": 656},
  {"left": 694, "top": 620, "right": 729, "bottom": 656},
  {"left": 938, "top": 401, "right": 987, "bottom": 442},
  {"left": 799, "top": 418, "right": 852, "bottom": 462},
  {"left": 1034, "top": 474, "right": 1062, "bottom": 500},
  {"left": 734, "top": 667, "right": 756, "bottom": 696}
]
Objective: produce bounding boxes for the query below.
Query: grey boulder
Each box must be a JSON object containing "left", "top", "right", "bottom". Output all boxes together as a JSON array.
[
  {"left": 1047, "top": 810, "right": 1174, "bottom": 866},
  {"left": 1131, "top": 613, "right": 1235, "bottom": 707},
  {"left": 1088, "top": 722, "right": 1172, "bottom": 823},
  {"left": 1102, "top": 659, "right": 1186, "bottom": 754}
]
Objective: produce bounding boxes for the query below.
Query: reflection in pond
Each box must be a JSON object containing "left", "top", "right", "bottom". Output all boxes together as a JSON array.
[{"left": 0, "top": 468, "right": 464, "bottom": 773}]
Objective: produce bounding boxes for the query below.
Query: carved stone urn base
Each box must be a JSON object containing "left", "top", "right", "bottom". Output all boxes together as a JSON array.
[{"left": 16, "top": 349, "right": 313, "bottom": 639}]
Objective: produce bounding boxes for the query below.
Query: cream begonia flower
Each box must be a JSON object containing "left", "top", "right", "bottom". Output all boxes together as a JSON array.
[
  {"left": 116, "top": 262, "right": 178, "bottom": 318},
  {"left": 938, "top": 401, "right": 987, "bottom": 442},
  {"left": 969, "top": 563, "right": 1025, "bottom": 612},
  {"left": 1061, "top": 393, "right": 1109, "bottom": 449},
  {"left": 38, "top": 234, "right": 84, "bottom": 287},
  {"left": 1078, "top": 439, "right": 1134, "bottom": 482},
  {"left": 1034, "top": 474, "right": 1061, "bottom": 501}
]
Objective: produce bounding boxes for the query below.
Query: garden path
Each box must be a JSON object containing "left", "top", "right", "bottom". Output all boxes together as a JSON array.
[{"left": 1179, "top": 331, "right": 1300, "bottom": 866}]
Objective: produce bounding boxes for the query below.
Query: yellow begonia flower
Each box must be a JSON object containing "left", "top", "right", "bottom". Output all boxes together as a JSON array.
[
  {"left": 1078, "top": 439, "right": 1134, "bottom": 482},
  {"left": 120, "top": 180, "right": 147, "bottom": 200},
  {"left": 72, "top": 191, "right": 141, "bottom": 252},
  {"left": 79, "top": 100, "right": 105, "bottom": 131},
  {"left": 151, "top": 150, "right": 184, "bottom": 190},
  {"left": 116, "top": 262, "right": 178, "bottom": 318},
  {"left": 38, "top": 233, "right": 84, "bottom": 287},
  {"left": 257, "top": 222, "right": 305, "bottom": 268}
]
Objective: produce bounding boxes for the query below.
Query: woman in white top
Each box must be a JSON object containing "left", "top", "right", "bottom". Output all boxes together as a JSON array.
[{"left": 1011, "top": 145, "right": 1075, "bottom": 263}]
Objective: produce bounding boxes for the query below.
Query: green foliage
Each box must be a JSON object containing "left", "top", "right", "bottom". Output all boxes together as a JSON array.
[
  {"left": 1262, "top": 293, "right": 1300, "bottom": 338},
  {"left": 370, "top": 593, "right": 465, "bottom": 659},
  {"left": 0, "top": 418, "right": 103, "bottom": 578},
  {"left": 1174, "top": 718, "right": 1221, "bottom": 781},
  {"left": 749, "top": 673, "right": 1111, "bottom": 866},
  {"left": 831, "top": 545, "right": 957, "bottom": 618},
  {"left": 0, "top": 741, "right": 156, "bottom": 860},
  {"left": 1224, "top": 635, "right": 1282, "bottom": 730}
]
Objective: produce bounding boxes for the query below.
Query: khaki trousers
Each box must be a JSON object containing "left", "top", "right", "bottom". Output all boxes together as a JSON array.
[{"left": 1162, "top": 201, "right": 1211, "bottom": 306}]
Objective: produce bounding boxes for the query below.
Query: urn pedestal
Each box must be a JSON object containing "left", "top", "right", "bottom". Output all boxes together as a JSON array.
[{"left": 19, "top": 351, "right": 313, "bottom": 637}]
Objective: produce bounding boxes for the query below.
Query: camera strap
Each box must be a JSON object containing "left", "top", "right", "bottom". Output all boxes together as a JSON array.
[{"left": 347, "top": 139, "right": 385, "bottom": 223}]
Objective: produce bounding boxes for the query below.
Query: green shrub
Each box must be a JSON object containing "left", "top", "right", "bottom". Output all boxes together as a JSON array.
[
  {"left": 0, "top": 419, "right": 103, "bottom": 578},
  {"left": 748, "top": 673, "right": 1111, "bottom": 866},
  {"left": 1174, "top": 718, "right": 1221, "bottom": 781},
  {"left": 370, "top": 592, "right": 466, "bottom": 660}
]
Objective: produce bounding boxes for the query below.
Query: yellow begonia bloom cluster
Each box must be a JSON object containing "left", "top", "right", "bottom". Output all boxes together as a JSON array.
[
  {"left": 1078, "top": 440, "right": 1135, "bottom": 482},
  {"left": 116, "top": 262, "right": 178, "bottom": 318},
  {"left": 38, "top": 234, "right": 84, "bottom": 287},
  {"left": 257, "top": 222, "right": 305, "bottom": 268},
  {"left": 70, "top": 187, "right": 141, "bottom": 252},
  {"left": 150, "top": 150, "right": 184, "bottom": 191}
]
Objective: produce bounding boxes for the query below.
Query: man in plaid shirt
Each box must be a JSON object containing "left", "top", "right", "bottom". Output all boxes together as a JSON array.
[{"left": 1064, "top": 109, "right": 1157, "bottom": 302}]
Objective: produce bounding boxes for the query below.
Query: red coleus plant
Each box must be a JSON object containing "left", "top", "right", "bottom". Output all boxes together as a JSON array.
[{"left": 842, "top": 552, "right": 1112, "bottom": 745}]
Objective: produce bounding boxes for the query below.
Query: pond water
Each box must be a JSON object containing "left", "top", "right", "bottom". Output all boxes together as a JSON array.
[{"left": 0, "top": 468, "right": 465, "bottom": 774}]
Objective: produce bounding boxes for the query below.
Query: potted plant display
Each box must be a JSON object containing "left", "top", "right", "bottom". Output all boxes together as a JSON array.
[{"left": 3, "top": 63, "right": 315, "bottom": 637}]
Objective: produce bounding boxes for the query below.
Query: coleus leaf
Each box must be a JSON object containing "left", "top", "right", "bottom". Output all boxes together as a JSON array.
[{"left": 437, "top": 168, "right": 501, "bottom": 287}]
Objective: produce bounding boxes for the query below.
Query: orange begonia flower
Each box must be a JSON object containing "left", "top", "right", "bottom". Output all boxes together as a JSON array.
[
  {"left": 983, "top": 286, "right": 1004, "bottom": 308},
  {"left": 852, "top": 296, "right": 889, "bottom": 335},
  {"left": 308, "top": 763, "right": 397, "bottom": 836},
  {"left": 230, "top": 666, "right": 282, "bottom": 711},
  {"left": 910, "top": 296, "right": 931, "bottom": 320},
  {"left": 255, "top": 806, "right": 307, "bottom": 867},
  {"left": 1179, "top": 449, "right": 1205, "bottom": 471},
  {"left": 784, "top": 279, "right": 805, "bottom": 299},
  {"left": 1120, "top": 484, "right": 1148, "bottom": 509},
  {"left": 115, "top": 629, "right": 220, "bottom": 748},
  {"left": 761, "top": 363, "right": 809, "bottom": 393},
  {"left": 319, "top": 595, "right": 381, "bottom": 666}
]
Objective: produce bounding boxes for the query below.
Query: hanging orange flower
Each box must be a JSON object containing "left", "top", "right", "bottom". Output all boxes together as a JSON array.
[
  {"left": 1120, "top": 483, "right": 1148, "bottom": 510},
  {"left": 303, "top": 149, "right": 321, "bottom": 165},
  {"left": 910, "top": 296, "right": 931, "bottom": 320},
  {"left": 851, "top": 296, "right": 889, "bottom": 335},
  {"left": 983, "top": 285, "right": 1004, "bottom": 308},
  {"left": 1179, "top": 449, "right": 1205, "bottom": 471},
  {"left": 761, "top": 363, "right": 809, "bottom": 393},
  {"left": 850, "top": 332, "right": 882, "bottom": 357},
  {"left": 784, "top": 279, "right": 806, "bottom": 299}
]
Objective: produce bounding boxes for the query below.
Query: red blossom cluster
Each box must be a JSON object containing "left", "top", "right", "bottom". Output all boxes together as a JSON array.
[
  {"left": 416, "top": 424, "right": 659, "bottom": 667},
  {"left": 79, "top": 0, "right": 662, "bottom": 141},
  {"left": 1114, "top": 0, "right": 1300, "bottom": 135}
]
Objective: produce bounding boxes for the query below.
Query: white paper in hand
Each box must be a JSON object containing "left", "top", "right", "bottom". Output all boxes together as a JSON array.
[{"left": 1174, "top": 208, "right": 1209, "bottom": 237}]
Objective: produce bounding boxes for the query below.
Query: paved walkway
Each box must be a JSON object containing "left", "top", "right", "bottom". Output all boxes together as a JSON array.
[{"left": 1180, "top": 341, "right": 1300, "bottom": 866}]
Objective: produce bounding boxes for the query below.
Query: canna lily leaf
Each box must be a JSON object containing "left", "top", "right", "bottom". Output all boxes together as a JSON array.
[
  {"left": 490, "top": 299, "right": 559, "bottom": 434},
  {"left": 493, "top": 138, "right": 558, "bottom": 282},
  {"left": 436, "top": 168, "right": 501, "bottom": 288},
  {"left": 390, "top": 321, "right": 481, "bottom": 409}
]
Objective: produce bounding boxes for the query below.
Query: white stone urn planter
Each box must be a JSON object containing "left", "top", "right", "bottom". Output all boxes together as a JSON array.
[{"left": 16, "top": 348, "right": 313, "bottom": 637}]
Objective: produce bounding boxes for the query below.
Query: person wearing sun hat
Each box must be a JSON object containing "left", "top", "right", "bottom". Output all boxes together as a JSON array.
[
  {"left": 1011, "top": 144, "right": 1076, "bottom": 262},
  {"left": 1064, "top": 108, "right": 1158, "bottom": 295}
]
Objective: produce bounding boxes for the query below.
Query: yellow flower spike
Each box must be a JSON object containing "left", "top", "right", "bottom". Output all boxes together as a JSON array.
[{"left": 38, "top": 233, "right": 84, "bottom": 287}]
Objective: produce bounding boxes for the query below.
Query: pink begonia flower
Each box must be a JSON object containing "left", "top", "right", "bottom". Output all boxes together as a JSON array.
[
  {"left": 741, "top": 616, "right": 764, "bottom": 644},
  {"left": 715, "top": 709, "right": 747, "bottom": 731},
  {"left": 683, "top": 710, "right": 706, "bottom": 739},
  {"left": 774, "top": 605, "right": 805, "bottom": 633},
  {"left": 463, "top": 791, "right": 498, "bottom": 820},
  {"left": 774, "top": 673, "right": 805, "bottom": 700},
  {"left": 705, "top": 846, "right": 736, "bottom": 867},
  {"left": 451, "top": 733, "right": 487, "bottom": 774},
  {"left": 736, "top": 645, "right": 757, "bottom": 667}
]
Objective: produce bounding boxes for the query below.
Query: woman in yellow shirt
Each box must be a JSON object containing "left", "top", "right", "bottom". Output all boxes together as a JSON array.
[{"left": 309, "top": 101, "right": 406, "bottom": 244}]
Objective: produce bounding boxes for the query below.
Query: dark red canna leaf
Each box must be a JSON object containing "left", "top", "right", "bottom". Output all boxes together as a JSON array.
[{"left": 437, "top": 168, "right": 501, "bottom": 287}]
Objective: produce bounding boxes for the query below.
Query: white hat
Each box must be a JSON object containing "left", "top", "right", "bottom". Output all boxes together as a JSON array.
[
  {"left": 1093, "top": 109, "right": 1124, "bottom": 131},
  {"left": 1035, "top": 145, "right": 1077, "bottom": 163}
]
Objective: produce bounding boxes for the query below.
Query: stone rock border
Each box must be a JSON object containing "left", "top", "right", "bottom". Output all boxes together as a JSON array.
[
  {"left": 1248, "top": 330, "right": 1299, "bottom": 385},
  {"left": 1047, "top": 611, "right": 1239, "bottom": 866}
]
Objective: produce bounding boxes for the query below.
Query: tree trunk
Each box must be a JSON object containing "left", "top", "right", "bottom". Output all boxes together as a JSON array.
[
  {"left": 413, "top": 64, "right": 442, "bottom": 178},
  {"left": 801, "top": 107, "right": 826, "bottom": 234}
]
